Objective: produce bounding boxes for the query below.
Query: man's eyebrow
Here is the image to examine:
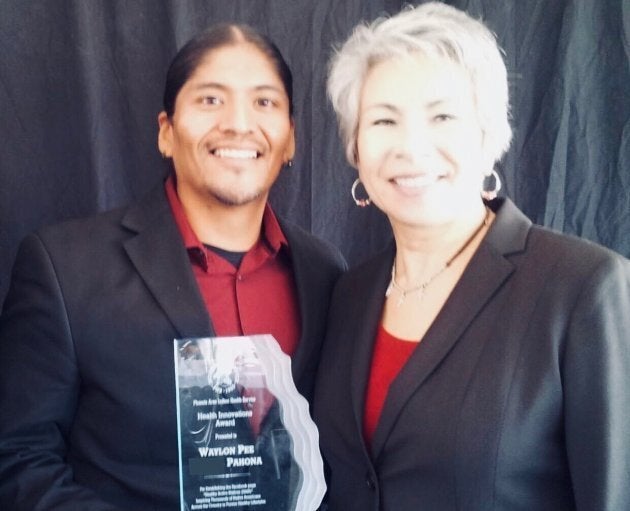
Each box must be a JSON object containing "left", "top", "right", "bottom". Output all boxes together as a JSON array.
[
  {"left": 252, "top": 84, "right": 284, "bottom": 93},
  {"left": 191, "top": 82, "right": 227, "bottom": 91},
  {"left": 190, "top": 83, "right": 285, "bottom": 94}
]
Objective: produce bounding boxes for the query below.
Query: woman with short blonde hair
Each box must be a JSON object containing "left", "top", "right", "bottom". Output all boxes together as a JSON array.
[{"left": 314, "top": 3, "right": 630, "bottom": 510}]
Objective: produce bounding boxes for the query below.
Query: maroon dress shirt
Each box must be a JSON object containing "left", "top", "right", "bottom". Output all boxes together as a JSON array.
[{"left": 165, "top": 176, "right": 301, "bottom": 356}]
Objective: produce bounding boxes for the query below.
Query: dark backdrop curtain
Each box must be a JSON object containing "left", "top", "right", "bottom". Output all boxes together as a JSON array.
[{"left": 1, "top": 0, "right": 629, "bottom": 303}]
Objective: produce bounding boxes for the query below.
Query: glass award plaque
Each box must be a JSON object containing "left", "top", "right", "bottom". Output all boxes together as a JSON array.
[{"left": 174, "top": 335, "right": 326, "bottom": 511}]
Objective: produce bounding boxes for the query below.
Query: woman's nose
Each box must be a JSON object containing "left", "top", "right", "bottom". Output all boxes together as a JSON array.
[{"left": 396, "top": 120, "right": 432, "bottom": 162}]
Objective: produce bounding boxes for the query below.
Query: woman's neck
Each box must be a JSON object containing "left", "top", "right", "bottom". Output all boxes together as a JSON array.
[{"left": 390, "top": 202, "right": 491, "bottom": 287}]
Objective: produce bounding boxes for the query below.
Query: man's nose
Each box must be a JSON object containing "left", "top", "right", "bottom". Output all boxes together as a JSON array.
[{"left": 219, "top": 101, "right": 254, "bottom": 133}]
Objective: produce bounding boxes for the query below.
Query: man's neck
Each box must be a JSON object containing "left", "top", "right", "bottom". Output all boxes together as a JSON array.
[{"left": 179, "top": 192, "right": 267, "bottom": 252}]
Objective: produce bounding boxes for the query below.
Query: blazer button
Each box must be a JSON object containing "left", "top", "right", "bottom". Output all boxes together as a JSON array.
[{"left": 365, "top": 473, "right": 376, "bottom": 490}]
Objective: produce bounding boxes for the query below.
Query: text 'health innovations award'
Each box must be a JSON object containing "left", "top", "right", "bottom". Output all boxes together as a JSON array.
[{"left": 174, "top": 335, "right": 325, "bottom": 510}]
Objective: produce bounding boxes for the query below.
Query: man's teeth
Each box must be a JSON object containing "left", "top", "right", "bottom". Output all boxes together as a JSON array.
[
  {"left": 213, "top": 148, "right": 258, "bottom": 159},
  {"left": 394, "top": 175, "right": 438, "bottom": 188}
]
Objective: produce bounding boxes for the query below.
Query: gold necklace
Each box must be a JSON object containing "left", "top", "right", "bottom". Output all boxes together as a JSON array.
[{"left": 385, "top": 209, "right": 490, "bottom": 307}]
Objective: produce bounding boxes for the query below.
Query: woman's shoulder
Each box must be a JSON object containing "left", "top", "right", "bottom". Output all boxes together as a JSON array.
[
  {"left": 492, "top": 197, "right": 629, "bottom": 277},
  {"left": 334, "top": 242, "right": 394, "bottom": 292},
  {"left": 525, "top": 225, "right": 630, "bottom": 301},
  {"left": 528, "top": 223, "right": 628, "bottom": 274}
]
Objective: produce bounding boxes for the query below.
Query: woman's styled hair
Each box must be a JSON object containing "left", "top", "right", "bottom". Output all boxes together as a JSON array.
[
  {"left": 327, "top": 2, "right": 512, "bottom": 167},
  {"left": 163, "top": 23, "right": 293, "bottom": 118}
]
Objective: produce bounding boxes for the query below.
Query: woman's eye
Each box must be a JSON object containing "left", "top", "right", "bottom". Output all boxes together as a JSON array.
[
  {"left": 373, "top": 118, "right": 395, "bottom": 126},
  {"left": 434, "top": 113, "right": 454, "bottom": 122}
]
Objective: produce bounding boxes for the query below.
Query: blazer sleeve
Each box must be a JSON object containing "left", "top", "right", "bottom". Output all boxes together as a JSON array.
[
  {"left": 0, "top": 234, "right": 122, "bottom": 510},
  {"left": 562, "top": 254, "right": 630, "bottom": 510}
]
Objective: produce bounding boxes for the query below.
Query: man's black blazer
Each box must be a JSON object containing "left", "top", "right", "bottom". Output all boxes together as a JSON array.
[
  {"left": 314, "top": 198, "right": 630, "bottom": 511},
  {"left": 0, "top": 184, "right": 346, "bottom": 510}
]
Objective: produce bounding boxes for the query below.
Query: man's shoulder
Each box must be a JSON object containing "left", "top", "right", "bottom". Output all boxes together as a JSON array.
[
  {"left": 278, "top": 218, "right": 347, "bottom": 272},
  {"left": 34, "top": 185, "right": 168, "bottom": 248},
  {"left": 30, "top": 205, "right": 131, "bottom": 258},
  {"left": 39, "top": 204, "right": 127, "bottom": 236}
]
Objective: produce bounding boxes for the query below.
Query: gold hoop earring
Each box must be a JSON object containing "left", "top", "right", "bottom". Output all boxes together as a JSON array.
[
  {"left": 481, "top": 169, "right": 502, "bottom": 200},
  {"left": 351, "top": 178, "right": 371, "bottom": 207}
]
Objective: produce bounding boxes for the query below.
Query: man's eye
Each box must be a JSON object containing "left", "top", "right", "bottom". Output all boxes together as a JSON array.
[
  {"left": 256, "top": 98, "right": 275, "bottom": 107},
  {"left": 200, "top": 96, "right": 221, "bottom": 105}
]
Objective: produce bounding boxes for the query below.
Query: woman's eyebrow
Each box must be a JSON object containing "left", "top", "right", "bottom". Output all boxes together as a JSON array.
[{"left": 362, "top": 103, "right": 399, "bottom": 113}]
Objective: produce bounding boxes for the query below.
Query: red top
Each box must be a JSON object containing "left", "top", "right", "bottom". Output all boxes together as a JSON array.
[
  {"left": 165, "top": 176, "right": 301, "bottom": 356},
  {"left": 363, "top": 324, "right": 417, "bottom": 446}
]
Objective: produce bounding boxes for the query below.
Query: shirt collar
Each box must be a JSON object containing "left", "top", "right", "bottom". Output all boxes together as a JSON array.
[{"left": 164, "top": 175, "right": 288, "bottom": 269}]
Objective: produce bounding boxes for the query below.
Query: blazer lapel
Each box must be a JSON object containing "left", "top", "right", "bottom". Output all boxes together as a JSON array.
[
  {"left": 349, "top": 244, "right": 396, "bottom": 444},
  {"left": 371, "top": 199, "right": 530, "bottom": 460},
  {"left": 286, "top": 239, "right": 321, "bottom": 382},
  {"left": 121, "top": 186, "right": 212, "bottom": 339},
  {"left": 281, "top": 223, "right": 345, "bottom": 393}
]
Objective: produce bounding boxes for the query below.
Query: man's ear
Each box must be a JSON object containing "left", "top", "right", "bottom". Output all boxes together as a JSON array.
[
  {"left": 284, "top": 121, "right": 296, "bottom": 163},
  {"left": 157, "top": 111, "right": 173, "bottom": 158}
]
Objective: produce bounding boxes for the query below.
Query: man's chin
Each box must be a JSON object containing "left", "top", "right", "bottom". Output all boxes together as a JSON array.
[{"left": 211, "top": 189, "right": 265, "bottom": 207}]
